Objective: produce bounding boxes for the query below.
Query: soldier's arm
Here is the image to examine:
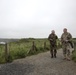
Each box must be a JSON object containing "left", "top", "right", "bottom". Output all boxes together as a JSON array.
[
  {"left": 68, "top": 33, "right": 72, "bottom": 41},
  {"left": 48, "top": 34, "right": 50, "bottom": 40},
  {"left": 68, "top": 33, "right": 73, "bottom": 48},
  {"left": 56, "top": 35, "right": 58, "bottom": 39},
  {"left": 61, "top": 34, "right": 63, "bottom": 43},
  {"left": 70, "top": 33, "right": 72, "bottom": 39},
  {"left": 48, "top": 34, "right": 53, "bottom": 41},
  {"left": 55, "top": 35, "right": 58, "bottom": 43}
]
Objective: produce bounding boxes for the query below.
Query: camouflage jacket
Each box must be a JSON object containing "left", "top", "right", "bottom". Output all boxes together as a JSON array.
[
  {"left": 48, "top": 33, "right": 58, "bottom": 45},
  {"left": 61, "top": 32, "right": 72, "bottom": 44}
]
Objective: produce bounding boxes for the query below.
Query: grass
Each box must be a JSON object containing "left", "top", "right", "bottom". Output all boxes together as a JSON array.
[
  {"left": 72, "top": 40, "right": 76, "bottom": 62},
  {"left": 0, "top": 45, "right": 6, "bottom": 63},
  {"left": 72, "top": 50, "right": 76, "bottom": 62},
  {"left": 0, "top": 38, "right": 62, "bottom": 64},
  {"left": 0, "top": 38, "right": 76, "bottom": 63},
  {"left": 0, "top": 38, "right": 51, "bottom": 63}
]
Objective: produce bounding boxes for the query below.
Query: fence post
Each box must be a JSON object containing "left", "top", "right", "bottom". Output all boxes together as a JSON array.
[
  {"left": 32, "top": 41, "right": 35, "bottom": 50},
  {"left": 44, "top": 42, "right": 46, "bottom": 49},
  {"left": 5, "top": 43, "right": 9, "bottom": 62}
]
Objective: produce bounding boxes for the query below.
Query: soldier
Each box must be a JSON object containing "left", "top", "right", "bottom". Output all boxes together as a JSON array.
[
  {"left": 61, "top": 28, "right": 72, "bottom": 61},
  {"left": 48, "top": 30, "right": 58, "bottom": 58}
]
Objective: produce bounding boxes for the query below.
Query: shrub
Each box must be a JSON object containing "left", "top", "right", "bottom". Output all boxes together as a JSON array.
[
  {"left": 0, "top": 54, "right": 6, "bottom": 64},
  {"left": 28, "top": 46, "right": 38, "bottom": 55},
  {"left": 10, "top": 48, "right": 27, "bottom": 59},
  {"left": 7, "top": 54, "right": 14, "bottom": 62},
  {"left": 19, "top": 38, "right": 29, "bottom": 43},
  {"left": 72, "top": 50, "right": 76, "bottom": 62}
]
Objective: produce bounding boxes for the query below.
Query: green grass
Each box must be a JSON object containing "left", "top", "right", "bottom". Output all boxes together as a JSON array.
[
  {"left": 0, "top": 45, "right": 6, "bottom": 63},
  {"left": 72, "top": 40, "right": 76, "bottom": 62},
  {"left": 72, "top": 50, "right": 76, "bottom": 62},
  {"left": 0, "top": 38, "right": 61, "bottom": 64}
]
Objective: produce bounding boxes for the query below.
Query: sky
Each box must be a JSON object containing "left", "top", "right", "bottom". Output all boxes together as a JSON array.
[{"left": 0, "top": 0, "right": 76, "bottom": 38}]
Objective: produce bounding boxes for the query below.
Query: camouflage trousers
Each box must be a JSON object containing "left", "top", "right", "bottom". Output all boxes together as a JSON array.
[
  {"left": 62, "top": 43, "right": 71, "bottom": 57},
  {"left": 50, "top": 44, "right": 57, "bottom": 58}
]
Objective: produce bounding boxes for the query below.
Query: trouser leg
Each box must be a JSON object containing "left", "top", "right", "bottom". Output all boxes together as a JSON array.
[
  {"left": 63, "top": 45, "right": 71, "bottom": 60},
  {"left": 63, "top": 48, "right": 67, "bottom": 59},
  {"left": 54, "top": 49, "right": 57, "bottom": 58},
  {"left": 50, "top": 49, "right": 53, "bottom": 58},
  {"left": 66, "top": 49, "right": 70, "bottom": 59}
]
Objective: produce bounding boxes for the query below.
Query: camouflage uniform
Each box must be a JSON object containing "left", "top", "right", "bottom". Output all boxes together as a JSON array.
[
  {"left": 48, "top": 33, "right": 58, "bottom": 58},
  {"left": 61, "top": 32, "right": 72, "bottom": 59}
]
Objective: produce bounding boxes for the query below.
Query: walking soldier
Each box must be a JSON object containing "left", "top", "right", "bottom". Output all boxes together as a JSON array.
[
  {"left": 61, "top": 28, "right": 72, "bottom": 60},
  {"left": 48, "top": 30, "right": 58, "bottom": 58}
]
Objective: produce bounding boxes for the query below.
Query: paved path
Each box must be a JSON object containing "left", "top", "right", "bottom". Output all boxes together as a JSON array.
[{"left": 0, "top": 49, "right": 76, "bottom": 75}]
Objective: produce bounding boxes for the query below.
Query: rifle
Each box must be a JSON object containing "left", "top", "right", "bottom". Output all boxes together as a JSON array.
[
  {"left": 68, "top": 41, "right": 73, "bottom": 48},
  {"left": 63, "top": 40, "right": 73, "bottom": 48}
]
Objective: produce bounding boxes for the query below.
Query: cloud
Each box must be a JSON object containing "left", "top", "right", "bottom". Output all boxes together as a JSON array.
[{"left": 0, "top": 0, "right": 76, "bottom": 38}]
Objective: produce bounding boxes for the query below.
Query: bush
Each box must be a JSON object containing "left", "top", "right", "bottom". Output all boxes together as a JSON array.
[
  {"left": 0, "top": 54, "right": 6, "bottom": 64},
  {"left": 19, "top": 38, "right": 30, "bottom": 43},
  {"left": 10, "top": 48, "right": 27, "bottom": 59},
  {"left": 6, "top": 54, "right": 13, "bottom": 63},
  {"left": 72, "top": 50, "right": 76, "bottom": 62},
  {"left": 0, "top": 38, "right": 50, "bottom": 64},
  {"left": 28, "top": 46, "right": 38, "bottom": 55}
]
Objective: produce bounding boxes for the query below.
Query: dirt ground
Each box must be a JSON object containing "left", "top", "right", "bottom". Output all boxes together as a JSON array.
[{"left": 0, "top": 49, "right": 76, "bottom": 75}]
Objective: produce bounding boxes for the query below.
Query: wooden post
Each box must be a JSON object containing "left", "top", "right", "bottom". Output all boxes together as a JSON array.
[
  {"left": 5, "top": 43, "right": 9, "bottom": 62},
  {"left": 44, "top": 42, "right": 46, "bottom": 49},
  {"left": 32, "top": 41, "right": 35, "bottom": 50}
]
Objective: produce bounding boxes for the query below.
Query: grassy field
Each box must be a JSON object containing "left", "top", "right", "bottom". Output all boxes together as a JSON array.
[
  {"left": 72, "top": 40, "right": 76, "bottom": 62},
  {"left": 0, "top": 38, "right": 76, "bottom": 64},
  {"left": 0, "top": 38, "right": 51, "bottom": 63},
  {"left": 72, "top": 50, "right": 76, "bottom": 62}
]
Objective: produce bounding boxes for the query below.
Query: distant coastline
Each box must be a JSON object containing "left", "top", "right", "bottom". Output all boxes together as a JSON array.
[{"left": 0, "top": 38, "right": 19, "bottom": 43}]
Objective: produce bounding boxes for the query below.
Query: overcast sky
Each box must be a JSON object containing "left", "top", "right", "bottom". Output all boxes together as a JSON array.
[{"left": 0, "top": 0, "right": 76, "bottom": 38}]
